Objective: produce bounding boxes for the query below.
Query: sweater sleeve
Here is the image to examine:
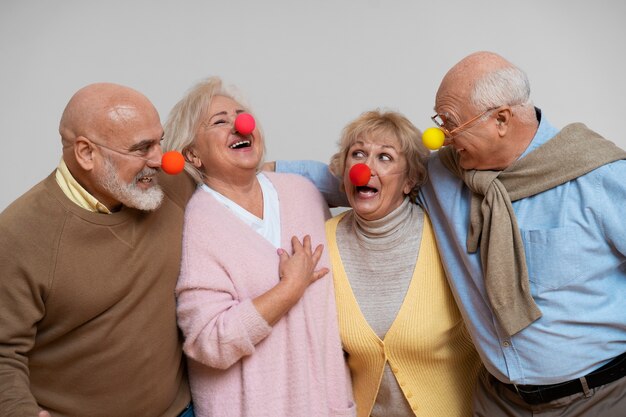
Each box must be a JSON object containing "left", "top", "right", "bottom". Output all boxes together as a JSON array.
[
  {"left": 0, "top": 202, "right": 52, "bottom": 416},
  {"left": 176, "top": 204, "right": 272, "bottom": 370},
  {"left": 0, "top": 260, "right": 45, "bottom": 416},
  {"left": 275, "top": 160, "right": 349, "bottom": 208}
]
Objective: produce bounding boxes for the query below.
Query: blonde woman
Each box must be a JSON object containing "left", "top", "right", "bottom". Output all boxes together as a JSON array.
[
  {"left": 163, "top": 77, "right": 355, "bottom": 417},
  {"left": 325, "top": 110, "right": 481, "bottom": 417}
]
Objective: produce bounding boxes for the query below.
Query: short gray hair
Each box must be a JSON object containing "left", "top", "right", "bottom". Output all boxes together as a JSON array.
[
  {"left": 163, "top": 77, "right": 263, "bottom": 184},
  {"left": 471, "top": 66, "right": 536, "bottom": 124}
]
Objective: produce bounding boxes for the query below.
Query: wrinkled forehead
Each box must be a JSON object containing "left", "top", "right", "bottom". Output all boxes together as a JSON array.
[
  {"left": 206, "top": 95, "right": 247, "bottom": 115},
  {"left": 352, "top": 126, "right": 400, "bottom": 147},
  {"left": 102, "top": 103, "right": 162, "bottom": 143},
  {"left": 104, "top": 94, "right": 159, "bottom": 120},
  {"left": 198, "top": 95, "right": 248, "bottom": 129},
  {"left": 435, "top": 72, "right": 474, "bottom": 109},
  {"left": 106, "top": 103, "right": 137, "bottom": 118}
]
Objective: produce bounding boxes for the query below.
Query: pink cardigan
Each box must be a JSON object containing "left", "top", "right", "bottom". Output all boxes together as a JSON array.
[{"left": 176, "top": 172, "right": 355, "bottom": 417}]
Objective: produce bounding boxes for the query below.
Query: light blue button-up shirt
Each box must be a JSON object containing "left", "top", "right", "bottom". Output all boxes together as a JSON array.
[{"left": 276, "top": 113, "right": 626, "bottom": 385}]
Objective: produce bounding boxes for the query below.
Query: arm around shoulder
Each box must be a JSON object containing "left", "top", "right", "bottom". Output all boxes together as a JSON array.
[{"left": 275, "top": 160, "right": 348, "bottom": 207}]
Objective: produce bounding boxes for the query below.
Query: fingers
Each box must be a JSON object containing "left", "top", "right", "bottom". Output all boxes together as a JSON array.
[
  {"left": 312, "top": 267, "right": 330, "bottom": 282},
  {"left": 302, "top": 235, "right": 312, "bottom": 254},
  {"left": 291, "top": 235, "right": 304, "bottom": 253},
  {"left": 276, "top": 248, "right": 289, "bottom": 277},
  {"left": 39, "top": 411, "right": 52, "bottom": 417},
  {"left": 311, "top": 243, "right": 324, "bottom": 266},
  {"left": 282, "top": 236, "right": 326, "bottom": 285},
  {"left": 290, "top": 235, "right": 313, "bottom": 255},
  {"left": 276, "top": 247, "right": 288, "bottom": 259}
]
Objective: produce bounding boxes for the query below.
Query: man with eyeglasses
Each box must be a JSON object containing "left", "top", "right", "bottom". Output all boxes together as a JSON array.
[
  {"left": 272, "top": 51, "right": 626, "bottom": 415},
  {"left": 0, "top": 83, "right": 196, "bottom": 416},
  {"left": 420, "top": 51, "right": 626, "bottom": 416}
]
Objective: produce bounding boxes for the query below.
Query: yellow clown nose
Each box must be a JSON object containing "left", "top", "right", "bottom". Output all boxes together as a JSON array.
[{"left": 422, "top": 127, "right": 445, "bottom": 150}]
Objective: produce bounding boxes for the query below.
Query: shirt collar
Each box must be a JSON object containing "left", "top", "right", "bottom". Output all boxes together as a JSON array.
[
  {"left": 518, "top": 107, "right": 560, "bottom": 160},
  {"left": 55, "top": 159, "right": 111, "bottom": 214}
]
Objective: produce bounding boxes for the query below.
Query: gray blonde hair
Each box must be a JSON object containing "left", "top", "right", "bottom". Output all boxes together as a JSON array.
[
  {"left": 471, "top": 66, "right": 536, "bottom": 124},
  {"left": 163, "top": 77, "right": 264, "bottom": 184},
  {"left": 329, "top": 109, "right": 428, "bottom": 201}
]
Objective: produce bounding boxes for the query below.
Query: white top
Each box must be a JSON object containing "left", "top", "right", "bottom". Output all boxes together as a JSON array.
[{"left": 200, "top": 173, "right": 281, "bottom": 248}]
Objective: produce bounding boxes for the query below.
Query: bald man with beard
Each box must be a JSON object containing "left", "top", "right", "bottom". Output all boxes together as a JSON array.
[{"left": 0, "top": 83, "right": 196, "bottom": 417}]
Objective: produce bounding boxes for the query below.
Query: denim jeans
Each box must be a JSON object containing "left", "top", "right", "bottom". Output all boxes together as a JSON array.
[{"left": 178, "top": 403, "right": 194, "bottom": 417}]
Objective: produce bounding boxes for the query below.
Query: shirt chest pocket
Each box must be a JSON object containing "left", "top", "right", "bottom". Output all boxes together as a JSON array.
[{"left": 522, "top": 226, "right": 582, "bottom": 290}]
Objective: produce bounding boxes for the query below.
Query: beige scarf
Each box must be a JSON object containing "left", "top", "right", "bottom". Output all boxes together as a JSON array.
[{"left": 439, "top": 123, "right": 626, "bottom": 336}]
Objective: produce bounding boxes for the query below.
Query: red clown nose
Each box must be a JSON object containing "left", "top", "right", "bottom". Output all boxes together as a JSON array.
[
  {"left": 349, "top": 163, "right": 371, "bottom": 186},
  {"left": 234, "top": 113, "right": 256, "bottom": 135},
  {"left": 161, "top": 151, "right": 185, "bottom": 175}
]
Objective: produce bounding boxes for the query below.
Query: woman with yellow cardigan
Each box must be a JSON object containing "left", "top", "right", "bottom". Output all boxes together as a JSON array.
[{"left": 325, "top": 110, "right": 481, "bottom": 417}]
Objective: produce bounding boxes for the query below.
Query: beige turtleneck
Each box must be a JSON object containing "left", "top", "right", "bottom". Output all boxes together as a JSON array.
[{"left": 336, "top": 197, "right": 423, "bottom": 417}]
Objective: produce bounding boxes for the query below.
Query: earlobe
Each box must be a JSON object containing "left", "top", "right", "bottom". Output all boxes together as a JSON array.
[
  {"left": 495, "top": 108, "right": 512, "bottom": 136},
  {"left": 403, "top": 180, "right": 416, "bottom": 196},
  {"left": 184, "top": 148, "right": 202, "bottom": 169}
]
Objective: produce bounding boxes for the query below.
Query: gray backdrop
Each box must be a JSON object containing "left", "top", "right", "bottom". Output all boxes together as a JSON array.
[{"left": 2, "top": 0, "right": 625, "bottom": 211}]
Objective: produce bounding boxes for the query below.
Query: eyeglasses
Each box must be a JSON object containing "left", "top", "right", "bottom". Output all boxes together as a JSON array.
[
  {"left": 87, "top": 137, "right": 162, "bottom": 162},
  {"left": 431, "top": 106, "right": 499, "bottom": 139}
]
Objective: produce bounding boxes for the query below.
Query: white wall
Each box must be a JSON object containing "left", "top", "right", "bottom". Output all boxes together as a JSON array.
[{"left": 2, "top": 0, "right": 625, "bottom": 211}]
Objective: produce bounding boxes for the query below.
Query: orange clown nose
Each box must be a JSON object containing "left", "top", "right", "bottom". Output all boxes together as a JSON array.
[{"left": 161, "top": 151, "right": 185, "bottom": 175}]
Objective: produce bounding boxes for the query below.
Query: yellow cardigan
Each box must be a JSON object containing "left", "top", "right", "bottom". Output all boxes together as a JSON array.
[{"left": 326, "top": 211, "right": 481, "bottom": 417}]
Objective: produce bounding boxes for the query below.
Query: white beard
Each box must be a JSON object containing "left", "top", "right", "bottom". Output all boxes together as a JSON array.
[{"left": 99, "top": 156, "right": 164, "bottom": 211}]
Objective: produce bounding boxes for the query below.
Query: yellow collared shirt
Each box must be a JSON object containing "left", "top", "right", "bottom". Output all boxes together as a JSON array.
[{"left": 55, "top": 159, "right": 111, "bottom": 214}]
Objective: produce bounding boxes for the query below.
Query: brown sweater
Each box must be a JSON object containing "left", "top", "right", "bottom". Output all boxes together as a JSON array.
[{"left": 0, "top": 171, "right": 196, "bottom": 416}]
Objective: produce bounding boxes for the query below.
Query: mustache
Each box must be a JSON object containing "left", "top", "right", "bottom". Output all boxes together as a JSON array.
[{"left": 134, "top": 167, "right": 159, "bottom": 181}]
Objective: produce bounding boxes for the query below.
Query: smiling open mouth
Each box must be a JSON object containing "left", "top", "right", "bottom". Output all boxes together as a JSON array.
[
  {"left": 229, "top": 140, "right": 251, "bottom": 149},
  {"left": 356, "top": 185, "right": 378, "bottom": 195}
]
